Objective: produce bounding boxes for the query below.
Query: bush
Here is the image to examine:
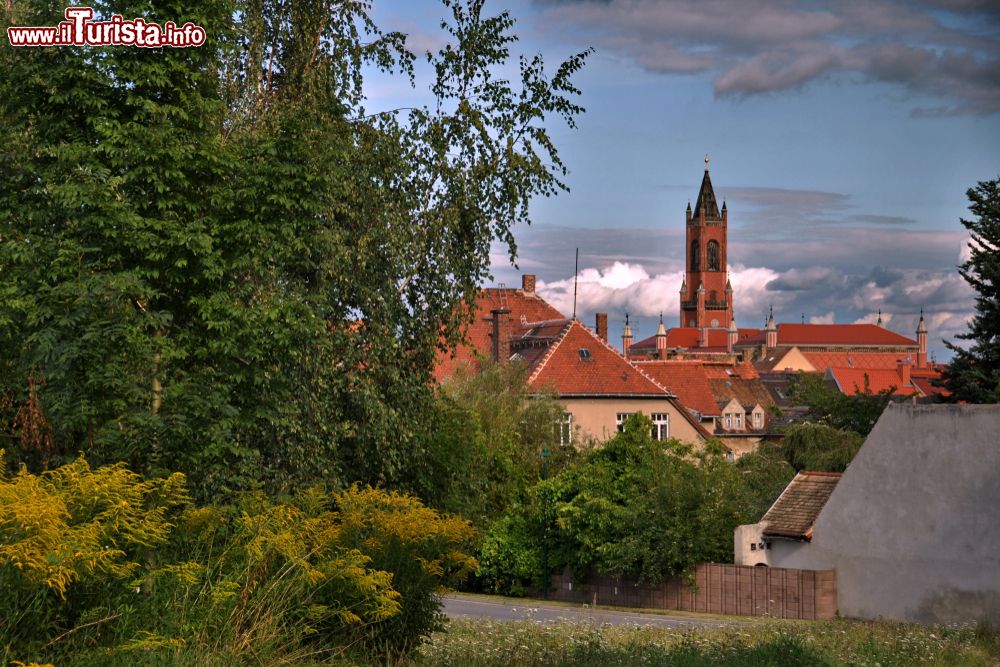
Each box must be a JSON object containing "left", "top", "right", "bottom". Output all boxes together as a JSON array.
[{"left": 0, "top": 455, "right": 475, "bottom": 664}]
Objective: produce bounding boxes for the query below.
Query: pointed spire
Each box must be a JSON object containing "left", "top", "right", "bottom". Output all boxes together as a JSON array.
[
  {"left": 656, "top": 313, "right": 667, "bottom": 335},
  {"left": 725, "top": 275, "right": 733, "bottom": 292},
  {"left": 694, "top": 157, "right": 721, "bottom": 219},
  {"left": 696, "top": 281, "right": 705, "bottom": 293},
  {"left": 917, "top": 308, "right": 927, "bottom": 333},
  {"left": 686, "top": 200, "right": 692, "bottom": 213},
  {"left": 623, "top": 312, "right": 633, "bottom": 337},
  {"left": 876, "top": 309, "right": 884, "bottom": 327},
  {"left": 765, "top": 305, "right": 776, "bottom": 330}
]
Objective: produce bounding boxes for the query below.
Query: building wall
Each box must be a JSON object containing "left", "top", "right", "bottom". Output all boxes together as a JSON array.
[
  {"left": 561, "top": 397, "right": 704, "bottom": 445},
  {"left": 760, "top": 404, "right": 1000, "bottom": 625},
  {"left": 767, "top": 346, "right": 814, "bottom": 372}
]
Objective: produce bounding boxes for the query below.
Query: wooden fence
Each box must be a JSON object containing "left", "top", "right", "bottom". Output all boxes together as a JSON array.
[{"left": 548, "top": 563, "right": 837, "bottom": 619}]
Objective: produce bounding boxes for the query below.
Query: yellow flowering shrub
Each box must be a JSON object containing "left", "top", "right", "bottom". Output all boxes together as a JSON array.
[{"left": 0, "top": 452, "right": 188, "bottom": 597}]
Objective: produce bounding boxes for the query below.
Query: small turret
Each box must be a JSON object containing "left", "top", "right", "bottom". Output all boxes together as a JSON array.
[
  {"left": 655, "top": 313, "right": 668, "bottom": 358},
  {"left": 727, "top": 318, "right": 738, "bottom": 353},
  {"left": 876, "top": 309, "right": 884, "bottom": 328},
  {"left": 916, "top": 308, "right": 928, "bottom": 368},
  {"left": 622, "top": 313, "right": 634, "bottom": 356},
  {"left": 765, "top": 305, "right": 777, "bottom": 349}
]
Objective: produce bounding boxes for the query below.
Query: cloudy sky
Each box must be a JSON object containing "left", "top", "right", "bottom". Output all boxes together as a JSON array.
[{"left": 368, "top": 0, "right": 1000, "bottom": 360}]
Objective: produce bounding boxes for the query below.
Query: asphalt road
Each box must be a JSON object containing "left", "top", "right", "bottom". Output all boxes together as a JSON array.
[{"left": 443, "top": 594, "right": 728, "bottom": 628}]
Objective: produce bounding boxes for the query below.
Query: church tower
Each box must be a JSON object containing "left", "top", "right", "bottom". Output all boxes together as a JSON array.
[{"left": 679, "top": 157, "right": 732, "bottom": 331}]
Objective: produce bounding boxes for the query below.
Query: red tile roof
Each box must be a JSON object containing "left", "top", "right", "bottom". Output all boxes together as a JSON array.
[
  {"left": 702, "top": 360, "right": 759, "bottom": 380},
  {"left": 528, "top": 321, "right": 669, "bottom": 396},
  {"left": 631, "top": 327, "right": 759, "bottom": 351},
  {"left": 633, "top": 361, "right": 720, "bottom": 416},
  {"left": 800, "top": 351, "right": 913, "bottom": 373},
  {"left": 433, "top": 287, "right": 566, "bottom": 381},
  {"left": 762, "top": 471, "right": 842, "bottom": 540},
  {"left": 828, "top": 367, "right": 919, "bottom": 396},
  {"left": 777, "top": 323, "right": 916, "bottom": 347}
]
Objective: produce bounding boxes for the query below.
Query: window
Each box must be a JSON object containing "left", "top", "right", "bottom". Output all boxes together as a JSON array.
[
  {"left": 650, "top": 413, "right": 669, "bottom": 441},
  {"left": 724, "top": 413, "right": 733, "bottom": 429},
  {"left": 735, "top": 412, "right": 743, "bottom": 429},
  {"left": 690, "top": 240, "right": 700, "bottom": 272},
  {"left": 578, "top": 347, "right": 591, "bottom": 361},
  {"left": 707, "top": 240, "right": 720, "bottom": 271},
  {"left": 557, "top": 412, "right": 573, "bottom": 446},
  {"left": 753, "top": 411, "right": 763, "bottom": 429},
  {"left": 616, "top": 412, "right": 635, "bottom": 433}
]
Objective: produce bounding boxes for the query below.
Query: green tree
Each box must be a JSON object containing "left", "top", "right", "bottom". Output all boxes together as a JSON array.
[
  {"left": 405, "top": 361, "right": 578, "bottom": 528},
  {"left": 779, "top": 422, "right": 863, "bottom": 473},
  {"left": 788, "top": 372, "right": 894, "bottom": 436},
  {"left": 0, "top": 1, "right": 590, "bottom": 497},
  {"left": 480, "top": 416, "right": 761, "bottom": 592},
  {"left": 941, "top": 179, "right": 1000, "bottom": 403}
]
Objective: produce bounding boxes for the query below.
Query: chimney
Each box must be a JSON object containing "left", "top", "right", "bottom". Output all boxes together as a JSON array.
[
  {"left": 491, "top": 308, "right": 511, "bottom": 365},
  {"left": 595, "top": 312, "right": 608, "bottom": 343},
  {"left": 897, "top": 358, "right": 912, "bottom": 387},
  {"left": 522, "top": 274, "right": 536, "bottom": 294},
  {"left": 700, "top": 326, "right": 709, "bottom": 348}
]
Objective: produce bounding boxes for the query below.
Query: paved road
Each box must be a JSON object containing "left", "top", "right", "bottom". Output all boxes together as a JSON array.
[{"left": 443, "top": 594, "right": 728, "bottom": 628}]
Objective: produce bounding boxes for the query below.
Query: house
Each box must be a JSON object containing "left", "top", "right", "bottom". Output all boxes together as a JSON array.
[
  {"left": 734, "top": 471, "right": 841, "bottom": 567},
  {"left": 734, "top": 404, "right": 1000, "bottom": 625},
  {"left": 433, "top": 274, "right": 710, "bottom": 447}
]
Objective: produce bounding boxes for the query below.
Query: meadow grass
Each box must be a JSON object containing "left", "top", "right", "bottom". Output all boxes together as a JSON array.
[{"left": 413, "top": 615, "right": 1000, "bottom": 667}]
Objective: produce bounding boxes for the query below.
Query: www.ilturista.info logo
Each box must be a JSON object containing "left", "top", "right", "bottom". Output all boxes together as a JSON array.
[{"left": 7, "top": 7, "right": 205, "bottom": 47}]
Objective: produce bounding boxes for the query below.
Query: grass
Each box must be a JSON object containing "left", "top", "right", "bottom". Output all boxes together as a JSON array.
[{"left": 411, "top": 615, "right": 1000, "bottom": 667}]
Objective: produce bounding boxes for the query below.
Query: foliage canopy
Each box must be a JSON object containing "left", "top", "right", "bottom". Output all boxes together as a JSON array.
[
  {"left": 942, "top": 178, "right": 1000, "bottom": 403},
  {"left": 0, "top": 0, "right": 590, "bottom": 497}
]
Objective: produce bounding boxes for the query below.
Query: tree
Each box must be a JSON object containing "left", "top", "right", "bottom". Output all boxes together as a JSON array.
[
  {"left": 0, "top": 1, "right": 590, "bottom": 497},
  {"left": 941, "top": 179, "right": 1000, "bottom": 403},
  {"left": 479, "top": 416, "right": 762, "bottom": 592},
  {"left": 780, "top": 422, "right": 863, "bottom": 473},
  {"left": 788, "top": 372, "right": 894, "bottom": 436}
]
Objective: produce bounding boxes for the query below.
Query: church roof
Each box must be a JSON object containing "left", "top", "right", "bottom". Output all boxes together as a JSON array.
[
  {"left": 695, "top": 168, "right": 721, "bottom": 219},
  {"left": 777, "top": 323, "right": 916, "bottom": 347}
]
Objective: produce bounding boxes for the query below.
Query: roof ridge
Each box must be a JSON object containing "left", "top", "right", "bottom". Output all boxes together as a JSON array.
[{"left": 525, "top": 320, "right": 575, "bottom": 386}]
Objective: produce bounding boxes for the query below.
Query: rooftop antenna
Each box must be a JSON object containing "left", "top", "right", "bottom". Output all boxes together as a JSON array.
[{"left": 572, "top": 247, "right": 579, "bottom": 320}]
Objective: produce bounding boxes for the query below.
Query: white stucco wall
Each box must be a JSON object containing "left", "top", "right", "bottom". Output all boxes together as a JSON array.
[{"left": 770, "top": 404, "right": 1000, "bottom": 624}]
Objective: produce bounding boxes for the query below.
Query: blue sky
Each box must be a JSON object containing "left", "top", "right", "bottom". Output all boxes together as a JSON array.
[{"left": 365, "top": 0, "right": 1000, "bottom": 360}]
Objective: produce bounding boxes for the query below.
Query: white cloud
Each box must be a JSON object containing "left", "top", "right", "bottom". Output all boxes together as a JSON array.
[{"left": 809, "top": 312, "right": 835, "bottom": 324}]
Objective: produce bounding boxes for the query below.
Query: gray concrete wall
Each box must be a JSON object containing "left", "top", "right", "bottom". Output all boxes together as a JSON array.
[{"left": 775, "top": 404, "right": 1000, "bottom": 624}]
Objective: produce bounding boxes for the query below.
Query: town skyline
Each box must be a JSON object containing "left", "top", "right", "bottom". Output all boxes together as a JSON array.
[{"left": 366, "top": 0, "right": 1000, "bottom": 360}]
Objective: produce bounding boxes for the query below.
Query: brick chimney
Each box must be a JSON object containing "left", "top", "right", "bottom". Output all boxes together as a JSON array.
[
  {"left": 491, "top": 308, "right": 511, "bottom": 365},
  {"left": 595, "top": 312, "right": 608, "bottom": 343},
  {"left": 522, "top": 274, "right": 536, "bottom": 294},
  {"left": 897, "top": 358, "right": 912, "bottom": 387}
]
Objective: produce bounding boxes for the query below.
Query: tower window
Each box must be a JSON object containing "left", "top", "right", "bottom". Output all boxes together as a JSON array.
[
  {"left": 707, "top": 240, "right": 720, "bottom": 271},
  {"left": 691, "top": 240, "right": 700, "bottom": 272}
]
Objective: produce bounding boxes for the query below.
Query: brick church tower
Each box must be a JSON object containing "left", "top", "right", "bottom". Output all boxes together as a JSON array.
[{"left": 679, "top": 157, "right": 733, "bottom": 330}]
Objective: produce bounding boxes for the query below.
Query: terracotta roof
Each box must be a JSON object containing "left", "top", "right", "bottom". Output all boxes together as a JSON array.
[
  {"left": 777, "top": 323, "right": 916, "bottom": 347},
  {"left": 801, "top": 351, "right": 912, "bottom": 373},
  {"left": 633, "top": 361, "right": 720, "bottom": 416},
  {"left": 762, "top": 471, "right": 842, "bottom": 540},
  {"left": 912, "top": 375, "right": 951, "bottom": 398},
  {"left": 528, "top": 321, "right": 668, "bottom": 397},
  {"left": 708, "top": 376, "right": 775, "bottom": 412},
  {"left": 434, "top": 287, "right": 565, "bottom": 381},
  {"left": 827, "top": 367, "right": 919, "bottom": 396},
  {"left": 631, "top": 327, "right": 760, "bottom": 351},
  {"left": 703, "top": 360, "right": 759, "bottom": 380}
]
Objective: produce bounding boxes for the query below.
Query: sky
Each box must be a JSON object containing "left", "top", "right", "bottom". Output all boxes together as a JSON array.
[{"left": 365, "top": 0, "right": 1000, "bottom": 361}]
